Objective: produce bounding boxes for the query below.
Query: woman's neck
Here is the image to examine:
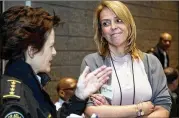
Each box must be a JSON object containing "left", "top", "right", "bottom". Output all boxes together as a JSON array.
[{"left": 109, "top": 45, "right": 126, "bottom": 57}]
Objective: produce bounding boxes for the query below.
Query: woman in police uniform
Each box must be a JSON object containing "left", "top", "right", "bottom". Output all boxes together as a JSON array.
[{"left": 0, "top": 6, "right": 112, "bottom": 118}]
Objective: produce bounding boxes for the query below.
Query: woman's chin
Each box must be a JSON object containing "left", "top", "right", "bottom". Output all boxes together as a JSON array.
[
  {"left": 46, "top": 68, "right": 51, "bottom": 73},
  {"left": 40, "top": 68, "right": 51, "bottom": 73}
]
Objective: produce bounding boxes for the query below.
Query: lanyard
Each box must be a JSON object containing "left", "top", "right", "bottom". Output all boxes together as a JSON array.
[{"left": 110, "top": 52, "right": 135, "bottom": 105}]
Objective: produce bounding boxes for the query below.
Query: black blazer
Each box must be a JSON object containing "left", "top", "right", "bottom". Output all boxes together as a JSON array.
[
  {"left": 169, "top": 92, "right": 179, "bottom": 118},
  {"left": 149, "top": 45, "right": 169, "bottom": 68}
]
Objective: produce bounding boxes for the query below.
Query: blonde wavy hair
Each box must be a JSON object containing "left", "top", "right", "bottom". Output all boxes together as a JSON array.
[{"left": 93, "top": 0, "right": 142, "bottom": 59}]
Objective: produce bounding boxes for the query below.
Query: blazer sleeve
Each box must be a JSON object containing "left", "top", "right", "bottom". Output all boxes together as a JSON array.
[
  {"left": 80, "top": 53, "right": 101, "bottom": 107},
  {"left": 148, "top": 54, "right": 172, "bottom": 111},
  {"left": 80, "top": 53, "right": 96, "bottom": 74},
  {"left": 80, "top": 53, "right": 104, "bottom": 74},
  {"left": 80, "top": 56, "right": 89, "bottom": 74}
]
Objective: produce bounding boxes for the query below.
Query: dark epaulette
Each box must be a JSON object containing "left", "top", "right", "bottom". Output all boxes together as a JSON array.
[{"left": 0, "top": 75, "right": 22, "bottom": 101}]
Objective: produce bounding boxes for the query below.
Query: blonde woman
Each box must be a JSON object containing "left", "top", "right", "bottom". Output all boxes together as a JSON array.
[{"left": 81, "top": 1, "right": 171, "bottom": 118}]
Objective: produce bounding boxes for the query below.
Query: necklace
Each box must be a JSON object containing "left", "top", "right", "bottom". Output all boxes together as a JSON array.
[{"left": 110, "top": 52, "right": 135, "bottom": 105}]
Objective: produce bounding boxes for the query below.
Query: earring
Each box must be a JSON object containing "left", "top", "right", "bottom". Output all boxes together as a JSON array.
[
  {"left": 28, "top": 49, "right": 34, "bottom": 59},
  {"left": 101, "top": 37, "right": 107, "bottom": 46}
]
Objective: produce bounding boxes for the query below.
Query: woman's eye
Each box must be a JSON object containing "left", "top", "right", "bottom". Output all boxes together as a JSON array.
[
  {"left": 101, "top": 21, "right": 110, "bottom": 27},
  {"left": 116, "top": 19, "right": 122, "bottom": 23}
]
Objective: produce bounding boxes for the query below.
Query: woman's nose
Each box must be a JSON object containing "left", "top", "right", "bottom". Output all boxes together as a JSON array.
[
  {"left": 52, "top": 47, "right": 57, "bottom": 56},
  {"left": 111, "top": 21, "right": 117, "bottom": 30}
]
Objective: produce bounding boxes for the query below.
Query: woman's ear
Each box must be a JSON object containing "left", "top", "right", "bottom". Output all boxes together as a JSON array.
[{"left": 27, "top": 45, "right": 36, "bottom": 59}]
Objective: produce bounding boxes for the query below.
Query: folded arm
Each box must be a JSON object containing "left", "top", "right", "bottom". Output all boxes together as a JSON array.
[
  {"left": 144, "top": 106, "right": 169, "bottom": 118},
  {"left": 85, "top": 101, "right": 154, "bottom": 118},
  {"left": 146, "top": 54, "right": 172, "bottom": 117},
  {"left": 85, "top": 105, "right": 138, "bottom": 118}
]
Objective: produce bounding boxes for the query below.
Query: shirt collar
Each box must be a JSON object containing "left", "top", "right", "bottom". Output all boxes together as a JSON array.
[
  {"left": 36, "top": 75, "right": 42, "bottom": 85},
  {"left": 58, "top": 98, "right": 65, "bottom": 105}
]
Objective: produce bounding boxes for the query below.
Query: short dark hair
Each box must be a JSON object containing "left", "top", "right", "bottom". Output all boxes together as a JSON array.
[
  {"left": 0, "top": 6, "right": 60, "bottom": 60},
  {"left": 164, "top": 67, "right": 178, "bottom": 84}
]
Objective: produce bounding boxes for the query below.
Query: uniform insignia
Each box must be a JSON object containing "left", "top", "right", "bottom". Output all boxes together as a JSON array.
[
  {"left": 48, "top": 114, "right": 52, "bottom": 118},
  {"left": 4, "top": 111, "right": 24, "bottom": 118},
  {"left": 2, "top": 78, "right": 21, "bottom": 99}
]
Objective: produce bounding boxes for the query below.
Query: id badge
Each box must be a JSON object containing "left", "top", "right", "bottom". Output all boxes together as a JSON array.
[{"left": 100, "top": 84, "right": 113, "bottom": 100}]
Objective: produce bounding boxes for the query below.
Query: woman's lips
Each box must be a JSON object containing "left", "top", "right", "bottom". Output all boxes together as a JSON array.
[{"left": 111, "top": 33, "right": 120, "bottom": 38}]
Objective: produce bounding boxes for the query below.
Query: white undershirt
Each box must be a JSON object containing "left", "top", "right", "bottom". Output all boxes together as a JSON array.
[
  {"left": 54, "top": 98, "right": 64, "bottom": 111},
  {"left": 111, "top": 54, "right": 152, "bottom": 105},
  {"left": 163, "top": 51, "right": 168, "bottom": 68},
  {"left": 36, "top": 75, "right": 41, "bottom": 84}
]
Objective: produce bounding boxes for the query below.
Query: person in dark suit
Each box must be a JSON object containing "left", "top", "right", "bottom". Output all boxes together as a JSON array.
[
  {"left": 55, "top": 77, "right": 77, "bottom": 111},
  {"left": 147, "top": 32, "right": 172, "bottom": 68},
  {"left": 0, "top": 5, "right": 112, "bottom": 118},
  {"left": 164, "top": 67, "right": 179, "bottom": 117}
]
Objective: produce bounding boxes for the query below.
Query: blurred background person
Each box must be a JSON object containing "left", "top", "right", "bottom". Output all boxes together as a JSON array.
[
  {"left": 55, "top": 77, "right": 77, "bottom": 110},
  {"left": 164, "top": 67, "right": 179, "bottom": 117},
  {"left": 147, "top": 32, "right": 172, "bottom": 68}
]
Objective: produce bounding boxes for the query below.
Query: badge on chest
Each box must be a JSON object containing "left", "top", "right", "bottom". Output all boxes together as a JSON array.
[{"left": 100, "top": 84, "right": 113, "bottom": 100}]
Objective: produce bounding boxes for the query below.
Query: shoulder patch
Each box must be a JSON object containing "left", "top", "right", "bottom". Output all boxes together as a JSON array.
[
  {"left": 48, "top": 113, "right": 52, "bottom": 118},
  {"left": 2, "top": 78, "right": 21, "bottom": 100},
  {"left": 4, "top": 111, "right": 24, "bottom": 118}
]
